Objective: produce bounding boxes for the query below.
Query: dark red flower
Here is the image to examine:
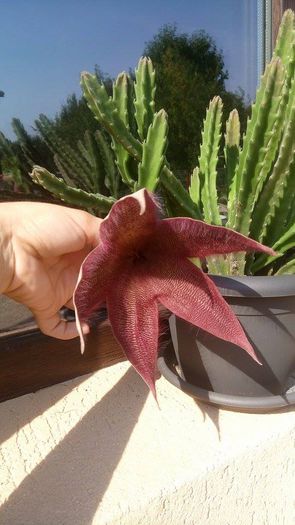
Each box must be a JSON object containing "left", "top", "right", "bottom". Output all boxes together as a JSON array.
[{"left": 74, "top": 190, "right": 275, "bottom": 395}]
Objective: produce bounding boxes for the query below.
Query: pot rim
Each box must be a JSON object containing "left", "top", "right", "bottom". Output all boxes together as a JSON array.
[
  {"left": 210, "top": 274, "right": 295, "bottom": 298},
  {"left": 157, "top": 349, "right": 295, "bottom": 412}
]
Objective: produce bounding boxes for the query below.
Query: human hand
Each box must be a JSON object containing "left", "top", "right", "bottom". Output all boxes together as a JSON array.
[{"left": 0, "top": 202, "right": 102, "bottom": 339}]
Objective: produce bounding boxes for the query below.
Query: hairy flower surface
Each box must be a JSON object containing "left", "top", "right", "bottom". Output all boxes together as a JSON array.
[{"left": 74, "top": 189, "right": 275, "bottom": 395}]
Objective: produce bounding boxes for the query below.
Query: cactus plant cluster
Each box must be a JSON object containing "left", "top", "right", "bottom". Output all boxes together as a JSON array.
[
  {"left": 194, "top": 9, "right": 295, "bottom": 275},
  {"left": 0, "top": 129, "right": 32, "bottom": 193},
  {"left": 19, "top": 10, "right": 295, "bottom": 275},
  {"left": 32, "top": 57, "right": 200, "bottom": 221},
  {"left": 32, "top": 114, "right": 129, "bottom": 215}
]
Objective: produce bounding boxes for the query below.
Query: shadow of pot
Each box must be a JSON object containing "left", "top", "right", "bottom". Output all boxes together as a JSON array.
[{"left": 158, "top": 275, "right": 295, "bottom": 411}]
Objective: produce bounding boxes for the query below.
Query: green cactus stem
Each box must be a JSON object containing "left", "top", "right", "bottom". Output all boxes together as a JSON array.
[
  {"left": 52, "top": 155, "right": 77, "bottom": 188},
  {"left": 94, "top": 130, "right": 119, "bottom": 197},
  {"left": 0, "top": 132, "right": 31, "bottom": 191},
  {"left": 195, "top": 96, "right": 227, "bottom": 274},
  {"left": 250, "top": 74, "right": 295, "bottom": 247},
  {"left": 252, "top": 221, "right": 295, "bottom": 273},
  {"left": 284, "top": 164, "right": 295, "bottom": 230},
  {"left": 112, "top": 72, "right": 137, "bottom": 188},
  {"left": 137, "top": 110, "right": 168, "bottom": 191},
  {"left": 198, "top": 96, "right": 223, "bottom": 226},
  {"left": 273, "top": 9, "right": 295, "bottom": 69},
  {"left": 31, "top": 166, "right": 115, "bottom": 214},
  {"left": 189, "top": 167, "right": 201, "bottom": 211},
  {"left": 225, "top": 109, "right": 240, "bottom": 221},
  {"left": 227, "top": 58, "right": 285, "bottom": 235},
  {"left": 36, "top": 115, "right": 94, "bottom": 192},
  {"left": 113, "top": 72, "right": 135, "bottom": 129},
  {"left": 160, "top": 166, "right": 201, "bottom": 219},
  {"left": 275, "top": 258, "right": 295, "bottom": 275},
  {"left": 81, "top": 72, "right": 142, "bottom": 161},
  {"left": 80, "top": 130, "right": 109, "bottom": 195},
  {"left": 134, "top": 57, "right": 156, "bottom": 140}
]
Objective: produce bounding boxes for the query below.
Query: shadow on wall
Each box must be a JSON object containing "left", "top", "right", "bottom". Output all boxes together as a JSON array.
[
  {"left": 0, "top": 375, "right": 88, "bottom": 445},
  {"left": 0, "top": 367, "right": 149, "bottom": 525}
]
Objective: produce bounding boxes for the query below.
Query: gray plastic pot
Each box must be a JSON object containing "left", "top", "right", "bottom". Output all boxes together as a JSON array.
[{"left": 168, "top": 275, "right": 295, "bottom": 399}]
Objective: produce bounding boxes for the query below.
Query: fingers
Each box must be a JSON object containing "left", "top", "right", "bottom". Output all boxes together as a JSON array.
[
  {"left": 65, "top": 298, "right": 74, "bottom": 310},
  {"left": 66, "top": 208, "right": 102, "bottom": 249},
  {"left": 34, "top": 311, "right": 90, "bottom": 340},
  {"left": 29, "top": 206, "right": 103, "bottom": 259}
]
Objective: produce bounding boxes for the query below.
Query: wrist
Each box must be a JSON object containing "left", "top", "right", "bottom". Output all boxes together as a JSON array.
[{"left": 0, "top": 204, "right": 14, "bottom": 295}]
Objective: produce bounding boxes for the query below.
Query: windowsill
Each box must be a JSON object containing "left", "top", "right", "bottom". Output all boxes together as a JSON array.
[
  {"left": 0, "top": 361, "right": 294, "bottom": 524},
  {"left": 0, "top": 295, "right": 126, "bottom": 402}
]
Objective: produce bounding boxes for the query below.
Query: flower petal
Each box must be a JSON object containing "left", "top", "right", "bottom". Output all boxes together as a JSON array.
[
  {"left": 154, "top": 218, "right": 276, "bottom": 258},
  {"left": 149, "top": 256, "right": 257, "bottom": 361},
  {"left": 73, "top": 245, "right": 120, "bottom": 352},
  {"left": 100, "top": 188, "right": 160, "bottom": 251},
  {"left": 106, "top": 268, "right": 159, "bottom": 396}
]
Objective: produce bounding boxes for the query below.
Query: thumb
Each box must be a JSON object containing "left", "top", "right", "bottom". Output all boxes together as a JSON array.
[{"left": 34, "top": 310, "right": 90, "bottom": 340}]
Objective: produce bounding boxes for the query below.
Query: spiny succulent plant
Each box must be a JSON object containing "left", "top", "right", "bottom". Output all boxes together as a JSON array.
[
  {"left": 30, "top": 10, "right": 295, "bottom": 275},
  {"left": 31, "top": 57, "right": 200, "bottom": 220},
  {"left": 188, "top": 9, "right": 295, "bottom": 276}
]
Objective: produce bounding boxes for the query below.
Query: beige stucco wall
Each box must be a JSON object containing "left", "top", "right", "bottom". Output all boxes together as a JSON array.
[{"left": 0, "top": 361, "right": 294, "bottom": 524}]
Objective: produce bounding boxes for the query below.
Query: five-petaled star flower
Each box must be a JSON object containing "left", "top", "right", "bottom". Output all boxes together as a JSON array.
[{"left": 74, "top": 189, "right": 275, "bottom": 396}]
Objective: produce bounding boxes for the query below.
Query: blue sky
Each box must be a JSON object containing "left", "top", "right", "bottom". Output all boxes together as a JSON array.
[{"left": 0, "top": 0, "right": 258, "bottom": 139}]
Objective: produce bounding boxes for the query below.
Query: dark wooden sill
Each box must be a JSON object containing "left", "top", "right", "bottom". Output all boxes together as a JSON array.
[
  {"left": 0, "top": 297, "right": 125, "bottom": 403},
  {"left": 0, "top": 295, "right": 170, "bottom": 404}
]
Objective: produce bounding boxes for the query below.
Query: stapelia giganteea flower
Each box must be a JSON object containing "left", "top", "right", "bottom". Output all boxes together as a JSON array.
[{"left": 74, "top": 189, "right": 275, "bottom": 395}]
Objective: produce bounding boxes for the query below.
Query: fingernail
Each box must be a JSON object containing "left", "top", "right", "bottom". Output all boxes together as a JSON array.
[{"left": 81, "top": 323, "right": 90, "bottom": 335}]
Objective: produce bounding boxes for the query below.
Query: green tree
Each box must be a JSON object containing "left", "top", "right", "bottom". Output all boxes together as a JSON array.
[{"left": 144, "top": 24, "right": 248, "bottom": 178}]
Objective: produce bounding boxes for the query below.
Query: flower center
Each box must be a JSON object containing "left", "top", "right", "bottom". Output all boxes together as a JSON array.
[{"left": 132, "top": 250, "right": 147, "bottom": 263}]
